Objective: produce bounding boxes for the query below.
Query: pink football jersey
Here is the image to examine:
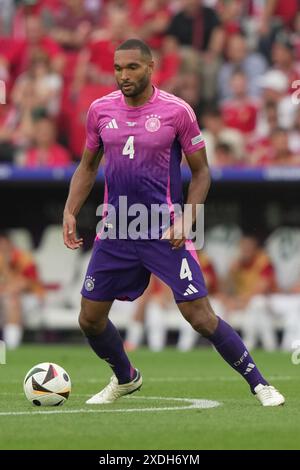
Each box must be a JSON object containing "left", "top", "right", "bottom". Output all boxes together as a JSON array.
[{"left": 85, "top": 86, "right": 205, "bottom": 236}]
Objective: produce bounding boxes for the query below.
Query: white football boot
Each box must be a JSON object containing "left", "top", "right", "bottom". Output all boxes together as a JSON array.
[
  {"left": 86, "top": 369, "right": 142, "bottom": 404},
  {"left": 254, "top": 384, "right": 285, "bottom": 407}
]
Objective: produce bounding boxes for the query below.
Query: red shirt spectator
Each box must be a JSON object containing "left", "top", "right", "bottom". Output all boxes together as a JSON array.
[
  {"left": 25, "top": 143, "right": 71, "bottom": 167},
  {"left": 152, "top": 51, "right": 181, "bottom": 88},
  {"left": 88, "top": 39, "right": 115, "bottom": 74},
  {"left": 255, "top": 128, "right": 299, "bottom": 166},
  {"left": 274, "top": 0, "right": 299, "bottom": 29},
  {"left": 130, "top": 0, "right": 172, "bottom": 50},
  {"left": 1, "top": 15, "right": 64, "bottom": 83},
  {"left": 24, "top": 115, "right": 71, "bottom": 167},
  {"left": 0, "top": 233, "right": 44, "bottom": 296},
  {"left": 222, "top": 100, "right": 258, "bottom": 134},
  {"left": 221, "top": 71, "right": 259, "bottom": 134}
]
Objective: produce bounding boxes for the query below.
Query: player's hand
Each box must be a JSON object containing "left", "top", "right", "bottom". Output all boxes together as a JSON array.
[
  {"left": 161, "top": 217, "right": 187, "bottom": 250},
  {"left": 63, "top": 212, "right": 83, "bottom": 250}
]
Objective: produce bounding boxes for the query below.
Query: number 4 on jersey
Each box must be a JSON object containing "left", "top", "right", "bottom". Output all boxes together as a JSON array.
[
  {"left": 122, "top": 136, "right": 135, "bottom": 159},
  {"left": 180, "top": 258, "right": 193, "bottom": 281}
]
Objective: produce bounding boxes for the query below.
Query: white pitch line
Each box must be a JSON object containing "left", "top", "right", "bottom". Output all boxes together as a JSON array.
[
  {"left": 134, "top": 375, "right": 295, "bottom": 382},
  {"left": 1, "top": 376, "right": 296, "bottom": 385},
  {"left": 86, "top": 376, "right": 295, "bottom": 383},
  {"left": 0, "top": 396, "right": 220, "bottom": 416}
]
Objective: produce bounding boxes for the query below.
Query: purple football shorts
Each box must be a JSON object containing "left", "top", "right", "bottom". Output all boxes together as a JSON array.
[{"left": 81, "top": 238, "right": 208, "bottom": 303}]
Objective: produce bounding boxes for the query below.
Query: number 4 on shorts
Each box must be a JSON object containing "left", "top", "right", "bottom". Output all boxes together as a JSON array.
[{"left": 180, "top": 258, "right": 192, "bottom": 281}]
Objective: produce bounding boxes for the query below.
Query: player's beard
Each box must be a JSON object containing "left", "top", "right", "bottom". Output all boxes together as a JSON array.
[{"left": 120, "top": 75, "right": 150, "bottom": 97}]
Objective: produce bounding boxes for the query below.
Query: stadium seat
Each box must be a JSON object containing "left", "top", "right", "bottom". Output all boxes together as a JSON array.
[
  {"left": 204, "top": 224, "right": 242, "bottom": 279},
  {"left": 62, "top": 250, "right": 92, "bottom": 308},
  {"left": 34, "top": 225, "right": 80, "bottom": 290},
  {"left": 22, "top": 294, "right": 44, "bottom": 330},
  {"left": 8, "top": 228, "right": 33, "bottom": 251},
  {"left": 26, "top": 249, "right": 90, "bottom": 330},
  {"left": 109, "top": 300, "right": 139, "bottom": 330},
  {"left": 266, "top": 227, "right": 300, "bottom": 290}
]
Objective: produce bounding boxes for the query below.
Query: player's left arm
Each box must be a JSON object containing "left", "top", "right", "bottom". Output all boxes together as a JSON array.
[
  {"left": 164, "top": 147, "right": 211, "bottom": 249},
  {"left": 162, "top": 104, "right": 211, "bottom": 249},
  {"left": 185, "top": 146, "right": 211, "bottom": 224}
]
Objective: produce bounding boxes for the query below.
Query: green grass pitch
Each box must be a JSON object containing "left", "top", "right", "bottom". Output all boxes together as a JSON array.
[{"left": 0, "top": 345, "right": 299, "bottom": 450}]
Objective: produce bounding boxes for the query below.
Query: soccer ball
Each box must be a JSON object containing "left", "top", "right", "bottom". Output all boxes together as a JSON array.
[{"left": 23, "top": 362, "right": 71, "bottom": 406}]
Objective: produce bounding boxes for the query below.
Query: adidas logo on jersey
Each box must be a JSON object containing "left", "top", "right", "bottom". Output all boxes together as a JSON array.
[
  {"left": 105, "top": 119, "right": 118, "bottom": 129},
  {"left": 183, "top": 284, "right": 199, "bottom": 296}
]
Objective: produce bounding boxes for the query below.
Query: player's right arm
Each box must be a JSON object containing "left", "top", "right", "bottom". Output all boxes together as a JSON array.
[{"left": 63, "top": 146, "right": 104, "bottom": 249}]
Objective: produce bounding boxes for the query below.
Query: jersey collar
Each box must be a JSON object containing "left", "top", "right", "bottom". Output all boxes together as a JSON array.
[{"left": 121, "top": 85, "right": 158, "bottom": 109}]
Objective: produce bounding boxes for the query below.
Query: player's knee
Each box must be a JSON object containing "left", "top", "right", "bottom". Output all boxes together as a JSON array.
[{"left": 78, "top": 309, "right": 106, "bottom": 336}]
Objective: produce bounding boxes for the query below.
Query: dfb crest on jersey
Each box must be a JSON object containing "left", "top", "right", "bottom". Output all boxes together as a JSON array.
[{"left": 145, "top": 114, "right": 161, "bottom": 132}]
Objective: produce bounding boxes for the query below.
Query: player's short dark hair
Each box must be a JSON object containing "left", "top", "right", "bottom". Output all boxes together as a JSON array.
[{"left": 116, "top": 39, "right": 152, "bottom": 59}]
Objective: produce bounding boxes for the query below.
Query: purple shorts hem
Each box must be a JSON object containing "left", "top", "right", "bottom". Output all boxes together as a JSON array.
[
  {"left": 175, "top": 291, "right": 208, "bottom": 304},
  {"left": 81, "top": 291, "right": 116, "bottom": 302},
  {"left": 81, "top": 290, "right": 146, "bottom": 303}
]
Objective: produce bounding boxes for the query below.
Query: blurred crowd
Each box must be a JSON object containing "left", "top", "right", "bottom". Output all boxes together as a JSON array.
[{"left": 0, "top": 0, "right": 300, "bottom": 167}]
